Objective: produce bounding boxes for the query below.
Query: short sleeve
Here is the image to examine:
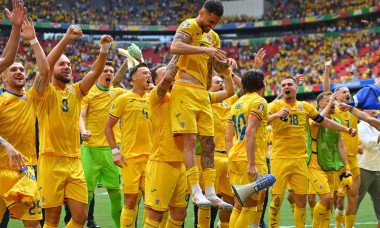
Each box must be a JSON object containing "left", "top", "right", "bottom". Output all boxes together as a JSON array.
[
  {"left": 109, "top": 96, "right": 125, "bottom": 120},
  {"left": 214, "top": 33, "right": 221, "bottom": 49},
  {"left": 72, "top": 82, "right": 86, "bottom": 101},
  {"left": 176, "top": 19, "right": 195, "bottom": 40},
  {"left": 208, "top": 92, "right": 217, "bottom": 104},
  {"left": 224, "top": 94, "right": 238, "bottom": 106},
  {"left": 268, "top": 101, "right": 278, "bottom": 115},
  {"left": 306, "top": 102, "right": 319, "bottom": 119},
  {"left": 81, "top": 96, "right": 89, "bottom": 110},
  {"left": 148, "top": 87, "right": 161, "bottom": 106},
  {"left": 250, "top": 100, "right": 267, "bottom": 122},
  {"left": 26, "top": 85, "right": 40, "bottom": 104},
  {"left": 114, "top": 88, "right": 126, "bottom": 97}
]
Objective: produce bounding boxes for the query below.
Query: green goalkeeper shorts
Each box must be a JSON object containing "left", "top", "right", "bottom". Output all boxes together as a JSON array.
[{"left": 81, "top": 146, "right": 121, "bottom": 191}]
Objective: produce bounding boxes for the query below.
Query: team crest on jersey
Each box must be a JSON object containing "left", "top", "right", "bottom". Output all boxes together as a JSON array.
[
  {"left": 206, "top": 34, "right": 212, "bottom": 43},
  {"left": 21, "top": 95, "right": 28, "bottom": 103},
  {"left": 298, "top": 104, "right": 303, "bottom": 112},
  {"left": 181, "top": 21, "right": 190, "bottom": 29},
  {"left": 258, "top": 103, "right": 264, "bottom": 112},
  {"left": 109, "top": 90, "right": 114, "bottom": 98},
  {"left": 155, "top": 198, "right": 161, "bottom": 205},
  {"left": 222, "top": 102, "right": 229, "bottom": 108},
  {"left": 67, "top": 87, "right": 74, "bottom": 94}
]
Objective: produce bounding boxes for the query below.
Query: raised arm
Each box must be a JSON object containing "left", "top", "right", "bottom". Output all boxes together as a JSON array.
[
  {"left": 0, "top": 136, "right": 25, "bottom": 170},
  {"left": 112, "top": 59, "right": 128, "bottom": 88},
  {"left": 338, "top": 103, "right": 380, "bottom": 131},
  {"left": 232, "top": 73, "right": 242, "bottom": 88},
  {"left": 214, "top": 69, "right": 234, "bottom": 103},
  {"left": 0, "top": 0, "right": 26, "bottom": 72},
  {"left": 80, "top": 35, "right": 113, "bottom": 94},
  {"left": 253, "top": 48, "right": 266, "bottom": 69},
  {"left": 323, "top": 60, "right": 332, "bottom": 92},
  {"left": 170, "top": 32, "right": 226, "bottom": 62},
  {"left": 319, "top": 115, "right": 356, "bottom": 136},
  {"left": 21, "top": 17, "right": 49, "bottom": 96},
  {"left": 47, "top": 25, "right": 82, "bottom": 76},
  {"left": 156, "top": 55, "right": 179, "bottom": 99}
]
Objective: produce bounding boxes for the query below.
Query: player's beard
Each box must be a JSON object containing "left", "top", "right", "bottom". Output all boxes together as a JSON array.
[{"left": 55, "top": 73, "right": 72, "bottom": 84}]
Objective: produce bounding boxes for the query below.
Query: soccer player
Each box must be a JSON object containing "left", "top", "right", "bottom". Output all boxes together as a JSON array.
[
  {"left": 142, "top": 55, "right": 189, "bottom": 228},
  {"left": 225, "top": 69, "right": 268, "bottom": 228},
  {"left": 37, "top": 25, "right": 113, "bottom": 228},
  {"left": 323, "top": 60, "right": 360, "bottom": 228},
  {"left": 79, "top": 61, "right": 125, "bottom": 228},
  {"left": 268, "top": 77, "right": 356, "bottom": 228},
  {"left": 104, "top": 62, "right": 152, "bottom": 228},
  {"left": 306, "top": 91, "right": 352, "bottom": 227},
  {"left": 0, "top": 13, "right": 50, "bottom": 227},
  {"left": 338, "top": 103, "right": 380, "bottom": 131},
  {"left": 170, "top": 0, "right": 236, "bottom": 208}
]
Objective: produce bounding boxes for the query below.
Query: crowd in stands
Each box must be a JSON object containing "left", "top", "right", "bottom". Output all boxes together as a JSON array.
[
  {"left": 0, "top": 0, "right": 378, "bottom": 27},
  {"left": 1, "top": 29, "right": 379, "bottom": 93}
]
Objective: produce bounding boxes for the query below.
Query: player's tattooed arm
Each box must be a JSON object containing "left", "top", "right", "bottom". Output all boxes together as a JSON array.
[
  {"left": 21, "top": 17, "right": 50, "bottom": 96},
  {"left": 113, "top": 59, "right": 128, "bottom": 89},
  {"left": 156, "top": 55, "right": 179, "bottom": 99},
  {"left": 0, "top": 136, "right": 25, "bottom": 170},
  {"left": 236, "top": 88, "right": 245, "bottom": 98},
  {"left": 199, "top": 136, "right": 215, "bottom": 169}
]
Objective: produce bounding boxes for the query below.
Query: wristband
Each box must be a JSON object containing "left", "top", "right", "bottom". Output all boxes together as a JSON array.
[
  {"left": 100, "top": 42, "right": 111, "bottom": 53},
  {"left": 111, "top": 148, "right": 120, "bottom": 155},
  {"left": 225, "top": 72, "right": 232, "bottom": 79},
  {"left": 29, "top": 37, "right": 38, "bottom": 46},
  {"left": 344, "top": 164, "right": 350, "bottom": 170}
]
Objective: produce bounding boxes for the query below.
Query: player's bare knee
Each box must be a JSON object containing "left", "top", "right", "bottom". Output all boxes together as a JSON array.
[
  {"left": 124, "top": 194, "right": 138, "bottom": 208},
  {"left": 148, "top": 208, "right": 164, "bottom": 222},
  {"left": 319, "top": 193, "right": 330, "bottom": 206},
  {"left": 170, "top": 207, "right": 187, "bottom": 221},
  {"left": 294, "top": 194, "right": 307, "bottom": 207},
  {"left": 270, "top": 194, "right": 284, "bottom": 210},
  {"left": 308, "top": 194, "right": 316, "bottom": 206},
  {"left": 45, "top": 206, "right": 62, "bottom": 224},
  {"left": 23, "top": 220, "right": 41, "bottom": 227}
]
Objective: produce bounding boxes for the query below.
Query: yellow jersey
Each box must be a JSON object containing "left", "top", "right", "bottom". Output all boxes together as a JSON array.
[
  {"left": 38, "top": 82, "right": 85, "bottom": 157},
  {"left": 81, "top": 84, "right": 125, "bottom": 147},
  {"left": 268, "top": 99, "right": 319, "bottom": 159},
  {"left": 228, "top": 92, "right": 268, "bottom": 164},
  {"left": 109, "top": 91, "right": 152, "bottom": 159},
  {"left": 212, "top": 94, "right": 238, "bottom": 151},
  {"left": 176, "top": 18, "right": 221, "bottom": 87},
  {"left": 333, "top": 106, "right": 359, "bottom": 156},
  {"left": 0, "top": 87, "right": 39, "bottom": 168},
  {"left": 148, "top": 87, "right": 183, "bottom": 162}
]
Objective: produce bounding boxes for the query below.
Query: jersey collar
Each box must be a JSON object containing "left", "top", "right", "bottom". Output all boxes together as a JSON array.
[
  {"left": 5, "top": 90, "right": 23, "bottom": 97},
  {"left": 96, "top": 83, "right": 110, "bottom": 91}
]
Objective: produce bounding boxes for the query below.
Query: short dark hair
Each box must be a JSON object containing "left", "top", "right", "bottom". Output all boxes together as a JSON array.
[
  {"left": 151, "top": 64, "right": 166, "bottom": 85},
  {"left": 316, "top": 91, "right": 332, "bottom": 107},
  {"left": 105, "top": 61, "right": 114, "bottom": 67},
  {"left": 334, "top": 86, "right": 347, "bottom": 93},
  {"left": 129, "top": 62, "right": 148, "bottom": 80},
  {"left": 203, "top": 0, "right": 224, "bottom": 16},
  {"left": 241, "top": 69, "right": 265, "bottom": 93},
  {"left": 281, "top": 76, "right": 297, "bottom": 85}
]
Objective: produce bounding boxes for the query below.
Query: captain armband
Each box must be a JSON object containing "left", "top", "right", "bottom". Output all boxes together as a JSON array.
[{"left": 313, "top": 114, "right": 325, "bottom": 123}]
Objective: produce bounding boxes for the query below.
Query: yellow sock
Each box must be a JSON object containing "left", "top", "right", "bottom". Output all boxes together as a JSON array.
[
  {"left": 235, "top": 207, "right": 255, "bottom": 228},
  {"left": 335, "top": 209, "right": 344, "bottom": 227},
  {"left": 269, "top": 194, "right": 284, "bottom": 228},
  {"left": 294, "top": 206, "right": 306, "bottom": 228},
  {"left": 165, "top": 216, "right": 183, "bottom": 228},
  {"left": 186, "top": 166, "right": 200, "bottom": 186},
  {"left": 310, "top": 206, "right": 315, "bottom": 221},
  {"left": 252, "top": 202, "right": 264, "bottom": 225},
  {"left": 144, "top": 218, "right": 160, "bottom": 228},
  {"left": 121, "top": 206, "right": 137, "bottom": 228},
  {"left": 198, "top": 205, "right": 211, "bottom": 228},
  {"left": 290, "top": 203, "right": 296, "bottom": 213},
  {"left": 312, "top": 202, "right": 327, "bottom": 227},
  {"left": 345, "top": 214, "right": 356, "bottom": 228},
  {"left": 202, "top": 168, "right": 216, "bottom": 188},
  {"left": 160, "top": 211, "right": 169, "bottom": 227},
  {"left": 229, "top": 208, "right": 241, "bottom": 228},
  {"left": 66, "top": 220, "right": 83, "bottom": 228},
  {"left": 43, "top": 222, "right": 58, "bottom": 228},
  {"left": 220, "top": 222, "right": 229, "bottom": 228},
  {"left": 320, "top": 209, "right": 332, "bottom": 228}
]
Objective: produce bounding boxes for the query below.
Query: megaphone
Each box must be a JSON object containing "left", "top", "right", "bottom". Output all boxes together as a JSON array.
[{"left": 232, "top": 174, "right": 276, "bottom": 206}]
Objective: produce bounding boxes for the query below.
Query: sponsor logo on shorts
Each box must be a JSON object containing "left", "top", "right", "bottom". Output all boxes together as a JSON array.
[
  {"left": 155, "top": 198, "right": 161, "bottom": 205},
  {"left": 42, "top": 196, "right": 46, "bottom": 203},
  {"left": 319, "top": 185, "right": 323, "bottom": 190},
  {"left": 181, "top": 121, "right": 186, "bottom": 129},
  {"left": 151, "top": 189, "right": 157, "bottom": 193}
]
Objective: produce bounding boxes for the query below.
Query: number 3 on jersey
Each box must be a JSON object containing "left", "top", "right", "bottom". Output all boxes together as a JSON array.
[
  {"left": 232, "top": 113, "right": 247, "bottom": 140},
  {"left": 62, "top": 99, "right": 69, "bottom": 112}
]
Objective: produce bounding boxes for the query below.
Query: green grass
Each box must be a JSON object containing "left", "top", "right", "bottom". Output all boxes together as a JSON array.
[{"left": 8, "top": 189, "right": 378, "bottom": 227}]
